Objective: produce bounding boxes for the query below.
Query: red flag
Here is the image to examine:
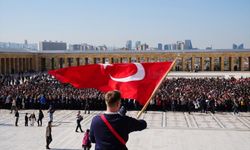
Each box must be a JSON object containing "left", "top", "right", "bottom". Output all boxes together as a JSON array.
[{"left": 48, "top": 62, "right": 173, "bottom": 105}]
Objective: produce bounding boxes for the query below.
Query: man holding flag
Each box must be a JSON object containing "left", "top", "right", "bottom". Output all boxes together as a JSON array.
[
  {"left": 89, "top": 90, "right": 147, "bottom": 150},
  {"left": 49, "top": 61, "right": 175, "bottom": 149}
]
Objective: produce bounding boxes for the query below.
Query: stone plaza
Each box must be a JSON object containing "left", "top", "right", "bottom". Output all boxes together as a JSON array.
[{"left": 0, "top": 109, "right": 250, "bottom": 150}]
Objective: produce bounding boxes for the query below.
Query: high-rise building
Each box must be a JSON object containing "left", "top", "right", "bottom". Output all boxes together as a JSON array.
[
  {"left": 177, "top": 41, "right": 184, "bottom": 50},
  {"left": 158, "top": 43, "right": 163, "bottom": 50},
  {"left": 164, "top": 44, "right": 171, "bottom": 50},
  {"left": 172, "top": 44, "right": 177, "bottom": 50},
  {"left": 232, "top": 43, "right": 244, "bottom": 49},
  {"left": 184, "top": 40, "right": 193, "bottom": 50},
  {"left": 135, "top": 41, "right": 141, "bottom": 50},
  {"left": 238, "top": 44, "right": 244, "bottom": 49},
  {"left": 39, "top": 41, "right": 67, "bottom": 50},
  {"left": 140, "top": 43, "right": 149, "bottom": 50},
  {"left": 126, "top": 40, "right": 132, "bottom": 50},
  {"left": 233, "top": 44, "right": 237, "bottom": 49}
]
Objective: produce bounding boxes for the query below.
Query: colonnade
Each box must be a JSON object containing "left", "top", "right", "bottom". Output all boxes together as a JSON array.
[{"left": 0, "top": 52, "right": 250, "bottom": 74}]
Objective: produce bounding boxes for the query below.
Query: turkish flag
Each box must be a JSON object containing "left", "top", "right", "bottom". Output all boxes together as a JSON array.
[{"left": 48, "top": 62, "right": 174, "bottom": 105}]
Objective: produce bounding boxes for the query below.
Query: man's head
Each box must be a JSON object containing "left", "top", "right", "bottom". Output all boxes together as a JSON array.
[{"left": 105, "top": 90, "right": 121, "bottom": 110}]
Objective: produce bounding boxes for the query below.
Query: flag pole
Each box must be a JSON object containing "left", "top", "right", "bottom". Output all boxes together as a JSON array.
[{"left": 136, "top": 58, "right": 177, "bottom": 119}]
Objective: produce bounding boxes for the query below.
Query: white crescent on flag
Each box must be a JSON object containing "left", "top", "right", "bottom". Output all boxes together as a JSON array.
[{"left": 101, "top": 63, "right": 146, "bottom": 82}]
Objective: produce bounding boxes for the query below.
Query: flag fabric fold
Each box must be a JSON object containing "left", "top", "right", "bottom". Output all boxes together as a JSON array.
[{"left": 48, "top": 62, "right": 173, "bottom": 105}]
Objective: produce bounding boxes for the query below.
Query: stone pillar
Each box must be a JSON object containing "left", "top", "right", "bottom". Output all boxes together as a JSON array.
[
  {"left": 119, "top": 57, "right": 123, "bottom": 63},
  {"left": 181, "top": 57, "right": 185, "bottom": 71},
  {"left": 34, "top": 55, "right": 40, "bottom": 72},
  {"left": 46, "top": 58, "right": 52, "bottom": 70},
  {"left": 53, "top": 57, "right": 57, "bottom": 69},
  {"left": 191, "top": 57, "right": 195, "bottom": 71},
  {"left": 229, "top": 57, "right": 235, "bottom": 71},
  {"left": 24, "top": 58, "right": 28, "bottom": 72},
  {"left": 210, "top": 57, "right": 214, "bottom": 71},
  {"left": 220, "top": 57, "right": 224, "bottom": 71},
  {"left": 64, "top": 57, "right": 68, "bottom": 67},
  {"left": 200, "top": 57, "right": 204, "bottom": 71},
  {"left": 73, "top": 57, "right": 78, "bottom": 66}
]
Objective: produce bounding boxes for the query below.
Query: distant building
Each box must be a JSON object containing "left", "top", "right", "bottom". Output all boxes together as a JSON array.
[
  {"left": 0, "top": 41, "right": 37, "bottom": 50},
  {"left": 206, "top": 47, "right": 212, "bottom": 50},
  {"left": 184, "top": 40, "right": 193, "bottom": 50},
  {"left": 172, "top": 43, "right": 177, "bottom": 50},
  {"left": 157, "top": 43, "right": 163, "bottom": 50},
  {"left": 140, "top": 43, "right": 149, "bottom": 50},
  {"left": 238, "top": 44, "right": 244, "bottom": 49},
  {"left": 135, "top": 41, "right": 141, "bottom": 50},
  {"left": 70, "top": 44, "right": 81, "bottom": 50},
  {"left": 233, "top": 43, "right": 244, "bottom": 49},
  {"left": 164, "top": 44, "right": 171, "bottom": 50},
  {"left": 39, "top": 41, "right": 67, "bottom": 50},
  {"left": 233, "top": 44, "right": 238, "bottom": 49},
  {"left": 126, "top": 40, "right": 132, "bottom": 50},
  {"left": 177, "top": 41, "right": 184, "bottom": 50}
]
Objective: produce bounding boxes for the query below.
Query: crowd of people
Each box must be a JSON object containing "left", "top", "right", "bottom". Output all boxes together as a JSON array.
[{"left": 1, "top": 73, "right": 250, "bottom": 113}]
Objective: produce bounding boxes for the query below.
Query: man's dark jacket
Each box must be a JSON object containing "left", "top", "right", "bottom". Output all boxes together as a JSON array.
[{"left": 90, "top": 113, "right": 147, "bottom": 150}]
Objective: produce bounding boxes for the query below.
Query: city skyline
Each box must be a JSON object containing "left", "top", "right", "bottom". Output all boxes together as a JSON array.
[{"left": 0, "top": 0, "right": 250, "bottom": 49}]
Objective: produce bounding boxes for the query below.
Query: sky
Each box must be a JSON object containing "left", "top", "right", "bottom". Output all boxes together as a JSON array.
[{"left": 0, "top": 0, "right": 250, "bottom": 49}]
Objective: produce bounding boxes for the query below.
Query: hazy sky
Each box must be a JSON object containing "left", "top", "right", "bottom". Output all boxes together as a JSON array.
[{"left": 0, "top": 0, "right": 250, "bottom": 49}]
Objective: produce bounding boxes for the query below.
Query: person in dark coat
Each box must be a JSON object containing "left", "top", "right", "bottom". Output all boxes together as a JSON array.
[
  {"left": 75, "top": 111, "right": 83, "bottom": 132},
  {"left": 37, "top": 109, "right": 44, "bottom": 126},
  {"left": 90, "top": 90, "right": 147, "bottom": 150},
  {"left": 15, "top": 109, "right": 19, "bottom": 126},
  {"left": 46, "top": 121, "right": 52, "bottom": 149},
  {"left": 25, "top": 113, "right": 29, "bottom": 126}
]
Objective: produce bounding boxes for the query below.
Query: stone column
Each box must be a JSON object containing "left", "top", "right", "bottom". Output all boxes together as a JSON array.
[
  {"left": 47, "top": 58, "right": 52, "bottom": 70},
  {"left": 181, "top": 57, "right": 185, "bottom": 71},
  {"left": 24, "top": 58, "right": 28, "bottom": 72},
  {"left": 229, "top": 57, "right": 235, "bottom": 71},
  {"left": 200, "top": 57, "right": 204, "bottom": 71},
  {"left": 220, "top": 57, "right": 224, "bottom": 71},
  {"left": 210, "top": 57, "right": 214, "bottom": 71},
  {"left": 191, "top": 57, "right": 195, "bottom": 71},
  {"left": 73, "top": 57, "right": 78, "bottom": 66}
]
